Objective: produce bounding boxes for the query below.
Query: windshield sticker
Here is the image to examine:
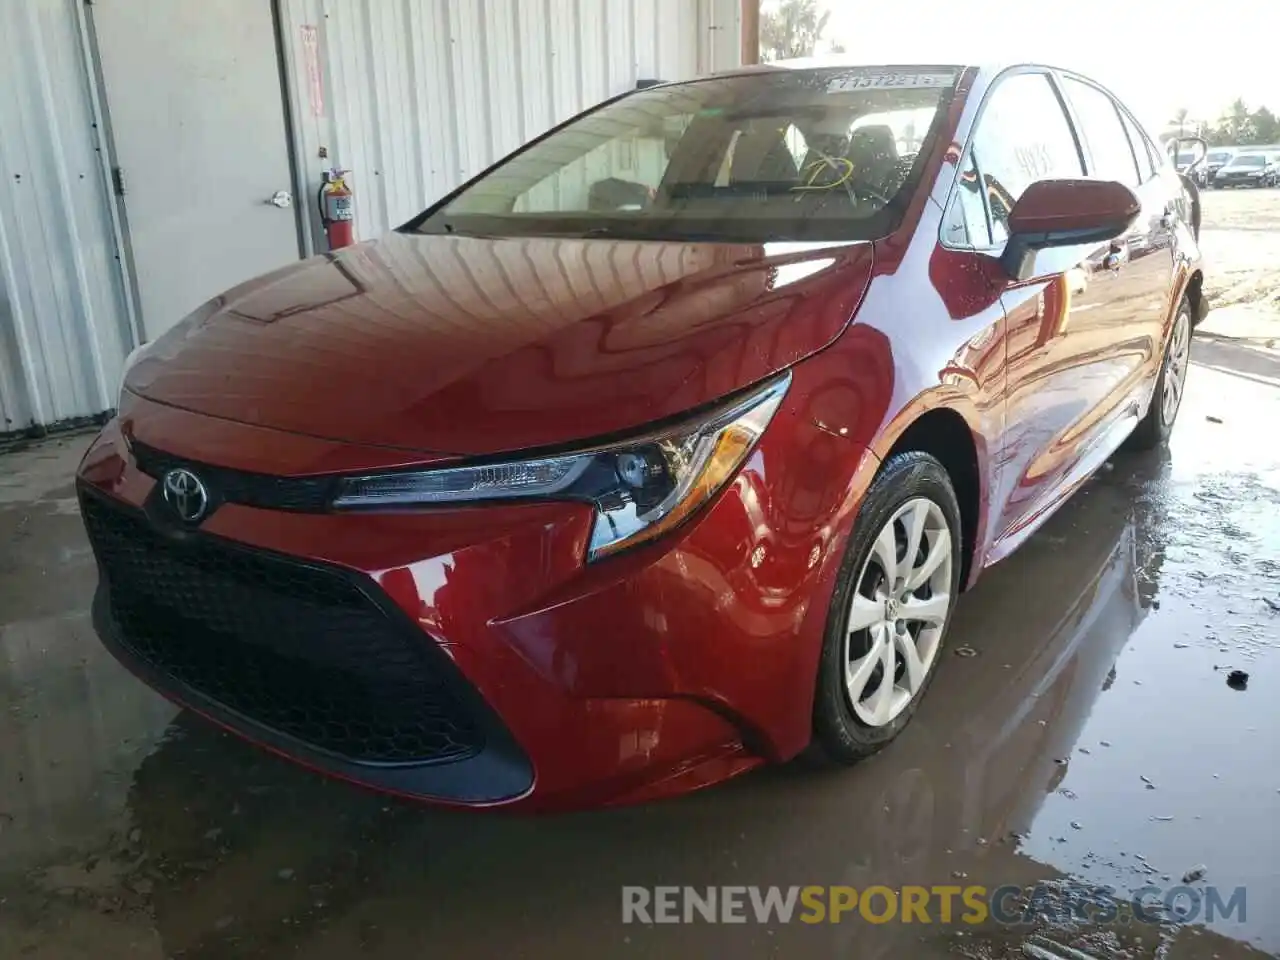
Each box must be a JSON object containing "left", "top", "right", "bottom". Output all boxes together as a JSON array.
[
  {"left": 827, "top": 73, "right": 955, "bottom": 92},
  {"left": 792, "top": 158, "right": 855, "bottom": 191}
]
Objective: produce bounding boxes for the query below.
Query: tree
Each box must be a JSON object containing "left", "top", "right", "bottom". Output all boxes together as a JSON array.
[
  {"left": 760, "top": 0, "right": 833, "bottom": 61},
  {"left": 1171, "top": 107, "right": 1190, "bottom": 137},
  {"left": 1206, "top": 124, "right": 1233, "bottom": 147},
  {"left": 1252, "top": 106, "right": 1280, "bottom": 144},
  {"left": 1225, "top": 97, "right": 1256, "bottom": 143},
  {"left": 1201, "top": 98, "right": 1280, "bottom": 145}
]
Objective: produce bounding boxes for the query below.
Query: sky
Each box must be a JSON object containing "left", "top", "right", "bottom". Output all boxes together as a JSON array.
[{"left": 815, "top": 0, "right": 1278, "bottom": 132}]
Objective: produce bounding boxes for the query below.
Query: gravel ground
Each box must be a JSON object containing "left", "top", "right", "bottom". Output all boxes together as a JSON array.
[{"left": 1199, "top": 187, "right": 1280, "bottom": 346}]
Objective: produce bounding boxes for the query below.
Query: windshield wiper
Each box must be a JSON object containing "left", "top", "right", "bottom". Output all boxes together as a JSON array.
[
  {"left": 414, "top": 221, "right": 469, "bottom": 237},
  {"left": 574, "top": 224, "right": 734, "bottom": 242}
]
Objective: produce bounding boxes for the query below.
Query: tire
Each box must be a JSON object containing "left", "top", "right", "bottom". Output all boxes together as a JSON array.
[
  {"left": 811, "top": 451, "right": 963, "bottom": 764},
  {"left": 1128, "top": 297, "right": 1191, "bottom": 450}
]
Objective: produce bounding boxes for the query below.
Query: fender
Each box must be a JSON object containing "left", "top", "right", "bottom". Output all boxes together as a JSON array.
[
  {"left": 870, "top": 385, "right": 995, "bottom": 592},
  {"left": 1174, "top": 264, "right": 1209, "bottom": 328}
]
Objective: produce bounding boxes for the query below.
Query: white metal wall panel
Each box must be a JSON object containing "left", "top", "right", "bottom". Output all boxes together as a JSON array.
[
  {"left": 0, "top": 0, "right": 132, "bottom": 434},
  {"left": 280, "top": 0, "right": 742, "bottom": 250},
  {"left": 0, "top": 0, "right": 737, "bottom": 434}
]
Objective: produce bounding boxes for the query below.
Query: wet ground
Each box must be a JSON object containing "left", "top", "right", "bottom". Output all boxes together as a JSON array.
[{"left": 3, "top": 195, "right": 1279, "bottom": 959}]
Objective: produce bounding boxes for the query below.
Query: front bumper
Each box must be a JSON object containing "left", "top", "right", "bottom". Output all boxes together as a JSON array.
[
  {"left": 77, "top": 393, "right": 868, "bottom": 810},
  {"left": 81, "top": 483, "right": 535, "bottom": 803}
]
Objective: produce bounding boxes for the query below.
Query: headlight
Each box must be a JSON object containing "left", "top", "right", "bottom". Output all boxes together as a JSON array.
[{"left": 333, "top": 374, "right": 790, "bottom": 561}]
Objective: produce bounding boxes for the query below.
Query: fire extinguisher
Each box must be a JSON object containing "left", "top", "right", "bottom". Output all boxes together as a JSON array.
[{"left": 317, "top": 169, "right": 355, "bottom": 250}]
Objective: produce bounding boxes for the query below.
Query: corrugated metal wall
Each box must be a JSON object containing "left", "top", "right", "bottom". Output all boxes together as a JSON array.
[
  {"left": 0, "top": 0, "right": 739, "bottom": 433},
  {"left": 0, "top": 0, "right": 133, "bottom": 436},
  {"left": 278, "top": 0, "right": 742, "bottom": 251}
]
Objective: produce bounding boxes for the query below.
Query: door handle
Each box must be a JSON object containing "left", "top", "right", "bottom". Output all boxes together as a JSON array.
[{"left": 266, "top": 190, "right": 293, "bottom": 209}]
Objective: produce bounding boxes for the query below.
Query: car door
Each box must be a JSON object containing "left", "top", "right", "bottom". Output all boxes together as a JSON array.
[
  {"left": 1058, "top": 77, "right": 1175, "bottom": 419},
  {"left": 952, "top": 70, "right": 1121, "bottom": 552}
]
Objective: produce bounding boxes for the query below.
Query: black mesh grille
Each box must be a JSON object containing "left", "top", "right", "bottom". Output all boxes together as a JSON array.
[
  {"left": 131, "top": 441, "right": 335, "bottom": 512},
  {"left": 81, "top": 492, "right": 485, "bottom": 765}
]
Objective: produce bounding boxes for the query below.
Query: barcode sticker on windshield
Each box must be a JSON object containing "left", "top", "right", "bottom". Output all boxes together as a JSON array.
[{"left": 827, "top": 73, "right": 955, "bottom": 91}]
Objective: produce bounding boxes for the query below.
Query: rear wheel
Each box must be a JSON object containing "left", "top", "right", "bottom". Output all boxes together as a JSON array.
[
  {"left": 812, "top": 452, "right": 962, "bottom": 763},
  {"left": 1129, "top": 297, "right": 1191, "bottom": 450}
]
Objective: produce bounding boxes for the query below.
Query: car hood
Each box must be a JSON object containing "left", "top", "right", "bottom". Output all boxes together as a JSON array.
[{"left": 126, "top": 231, "right": 873, "bottom": 455}]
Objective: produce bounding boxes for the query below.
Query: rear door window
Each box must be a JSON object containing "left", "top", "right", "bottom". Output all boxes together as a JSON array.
[
  {"left": 1061, "top": 78, "right": 1142, "bottom": 186},
  {"left": 965, "top": 71, "right": 1084, "bottom": 245},
  {"left": 1120, "top": 112, "right": 1156, "bottom": 182}
]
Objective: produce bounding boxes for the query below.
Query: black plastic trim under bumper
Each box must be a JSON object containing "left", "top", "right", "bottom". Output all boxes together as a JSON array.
[{"left": 82, "top": 484, "right": 534, "bottom": 805}]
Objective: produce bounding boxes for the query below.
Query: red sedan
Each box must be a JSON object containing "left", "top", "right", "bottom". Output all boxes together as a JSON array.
[{"left": 78, "top": 61, "right": 1205, "bottom": 811}]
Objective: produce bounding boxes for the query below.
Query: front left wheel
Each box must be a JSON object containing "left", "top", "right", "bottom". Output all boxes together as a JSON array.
[{"left": 812, "top": 452, "right": 962, "bottom": 764}]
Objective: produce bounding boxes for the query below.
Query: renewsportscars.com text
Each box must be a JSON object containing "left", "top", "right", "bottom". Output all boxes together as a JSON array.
[{"left": 621, "top": 884, "right": 1246, "bottom": 926}]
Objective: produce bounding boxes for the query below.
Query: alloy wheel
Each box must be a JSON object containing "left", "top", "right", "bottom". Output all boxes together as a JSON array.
[
  {"left": 843, "top": 497, "right": 953, "bottom": 727},
  {"left": 1161, "top": 308, "right": 1190, "bottom": 427}
]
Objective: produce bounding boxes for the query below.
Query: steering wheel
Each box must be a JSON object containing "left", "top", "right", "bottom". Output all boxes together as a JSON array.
[
  {"left": 800, "top": 149, "right": 893, "bottom": 207},
  {"left": 846, "top": 175, "right": 893, "bottom": 206}
]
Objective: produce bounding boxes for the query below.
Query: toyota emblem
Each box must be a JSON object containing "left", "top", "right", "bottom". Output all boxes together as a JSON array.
[{"left": 162, "top": 468, "right": 209, "bottom": 523}]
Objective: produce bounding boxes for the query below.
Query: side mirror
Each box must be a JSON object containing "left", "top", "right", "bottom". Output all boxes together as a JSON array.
[
  {"left": 1000, "top": 179, "right": 1141, "bottom": 281},
  {"left": 1168, "top": 135, "right": 1208, "bottom": 166}
]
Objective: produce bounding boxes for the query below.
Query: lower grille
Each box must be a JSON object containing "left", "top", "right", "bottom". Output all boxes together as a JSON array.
[{"left": 81, "top": 492, "right": 485, "bottom": 765}]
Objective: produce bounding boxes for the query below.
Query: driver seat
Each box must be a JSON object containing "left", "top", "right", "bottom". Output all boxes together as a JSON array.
[{"left": 846, "top": 125, "right": 900, "bottom": 195}]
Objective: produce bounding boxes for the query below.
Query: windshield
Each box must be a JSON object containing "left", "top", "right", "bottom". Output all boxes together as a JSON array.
[
  {"left": 1176, "top": 153, "right": 1195, "bottom": 166},
  {"left": 1230, "top": 154, "right": 1266, "bottom": 167},
  {"left": 1208, "top": 151, "right": 1232, "bottom": 163},
  {"left": 407, "top": 67, "right": 960, "bottom": 243}
]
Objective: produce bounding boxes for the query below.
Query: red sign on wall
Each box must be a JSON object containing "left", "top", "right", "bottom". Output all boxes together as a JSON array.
[{"left": 301, "top": 25, "right": 324, "bottom": 119}]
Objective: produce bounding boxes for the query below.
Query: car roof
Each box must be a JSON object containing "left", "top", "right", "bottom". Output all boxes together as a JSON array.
[
  {"left": 711, "top": 58, "right": 1081, "bottom": 81},
  {"left": 700, "top": 59, "right": 1161, "bottom": 129},
  {"left": 725, "top": 57, "right": 968, "bottom": 74}
]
